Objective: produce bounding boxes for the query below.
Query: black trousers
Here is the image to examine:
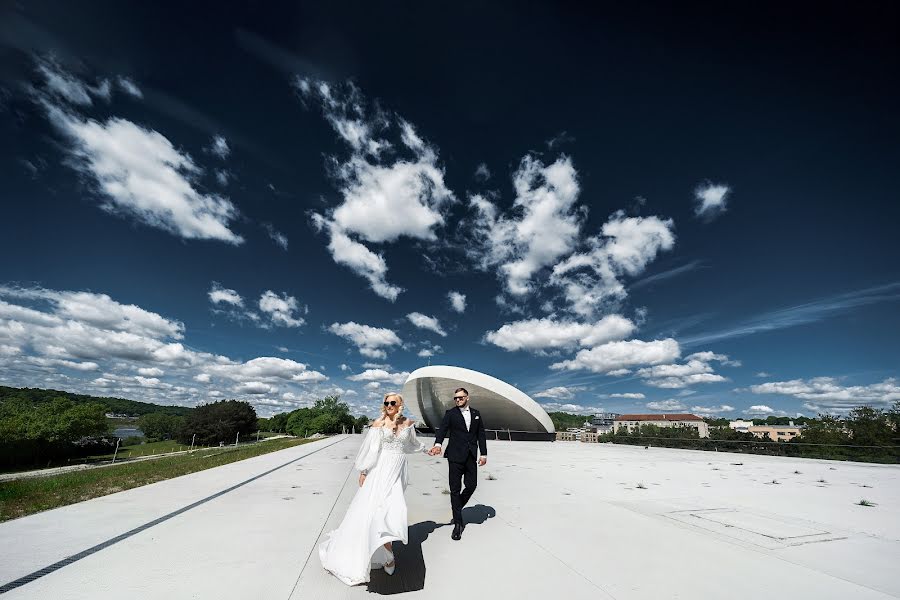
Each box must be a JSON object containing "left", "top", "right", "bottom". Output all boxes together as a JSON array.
[{"left": 448, "top": 454, "right": 477, "bottom": 525}]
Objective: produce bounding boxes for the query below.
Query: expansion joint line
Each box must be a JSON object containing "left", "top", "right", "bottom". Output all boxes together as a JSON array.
[
  {"left": 0, "top": 435, "right": 350, "bottom": 596},
  {"left": 287, "top": 440, "right": 357, "bottom": 599}
]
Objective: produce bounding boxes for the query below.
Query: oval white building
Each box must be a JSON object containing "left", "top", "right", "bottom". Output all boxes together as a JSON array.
[{"left": 401, "top": 365, "right": 556, "bottom": 441}]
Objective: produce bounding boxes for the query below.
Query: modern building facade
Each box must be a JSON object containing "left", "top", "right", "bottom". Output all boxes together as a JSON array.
[
  {"left": 402, "top": 365, "right": 556, "bottom": 441},
  {"left": 614, "top": 414, "right": 710, "bottom": 438},
  {"left": 729, "top": 419, "right": 754, "bottom": 433}
]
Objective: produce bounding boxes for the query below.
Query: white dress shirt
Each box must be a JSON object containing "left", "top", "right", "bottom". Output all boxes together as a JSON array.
[{"left": 459, "top": 405, "right": 471, "bottom": 431}]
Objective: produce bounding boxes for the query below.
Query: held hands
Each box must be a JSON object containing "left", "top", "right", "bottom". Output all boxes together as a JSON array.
[{"left": 428, "top": 446, "right": 442, "bottom": 456}]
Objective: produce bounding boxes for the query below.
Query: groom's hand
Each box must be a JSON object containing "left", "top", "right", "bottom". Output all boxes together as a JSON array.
[
  {"left": 428, "top": 446, "right": 441, "bottom": 456},
  {"left": 478, "top": 457, "right": 487, "bottom": 466}
]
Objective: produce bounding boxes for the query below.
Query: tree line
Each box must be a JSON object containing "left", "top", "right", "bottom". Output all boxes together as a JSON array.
[{"left": 0, "top": 386, "right": 372, "bottom": 470}]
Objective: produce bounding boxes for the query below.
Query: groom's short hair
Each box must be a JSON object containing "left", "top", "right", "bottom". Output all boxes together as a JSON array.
[{"left": 454, "top": 387, "right": 469, "bottom": 395}]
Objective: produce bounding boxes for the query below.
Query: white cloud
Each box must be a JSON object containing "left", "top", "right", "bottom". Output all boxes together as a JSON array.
[
  {"left": 747, "top": 405, "right": 774, "bottom": 415},
  {"left": 347, "top": 369, "right": 409, "bottom": 385},
  {"left": 484, "top": 315, "right": 635, "bottom": 353},
  {"left": 550, "top": 211, "right": 675, "bottom": 316},
  {"left": 406, "top": 312, "right": 446, "bottom": 337},
  {"left": 117, "top": 77, "right": 143, "bottom": 99},
  {"left": 448, "top": 291, "right": 466, "bottom": 313},
  {"left": 646, "top": 399, "right": 687, "bottom": 411},
  {"left": 258, "top": 291, "right": 306, "bottom": 328},
  {"left": 209, "top": 135, "right": 230, "bottom": 159},
  {"left": 328, "top": 321, "right": 401, "bottom": 359},
  {"left": 297, "top": 78, "right": 454, "bottom": 300},
  {"left": 533, "top": 386, "right": 584, "bottom": 400},
  {"left": 537, "top": 402, "right": 597, "bottom": 414},
  {"left": 208, "top": 282, "right": 244, "bottom": 307},
  {"left": 551, "top": 338, "right": 680, "bottom": 374},
  {"left": 263, "top": 223, "right": 288, "bottom": 250},
  {"left": 32, "top": 62, "right": 243, "bottom": 245},
  {"left": 608, "top": 392, "right": 645, "bottom": 399},
  {"left": 469, "top": 155, "right": 582, "bottom": 297},
  {"left": 636, "top": 352, "right": 737, "bottom": 389},
  {"left": 137, "top": 367, "right": 164, "bottom": 377},
  {"left": 749, "top": 377, "right": 900, "bottom": 413},
  {"left": 694, "top": 181, "right": 730, "bottom": 220},
  {"left": 690, "top": 404, "right": 735, "bottom": 415},
  {"left": 43, "top": 112, "right": 242, "bottom": 243}
]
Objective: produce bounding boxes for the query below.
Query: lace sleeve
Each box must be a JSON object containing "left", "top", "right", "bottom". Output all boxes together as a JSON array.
[
  {"left": 354, "top": 427, "right": 382, "bottom": 472},
  {"left": 401, "top": 421, "right": 426, "bottom": 454}
]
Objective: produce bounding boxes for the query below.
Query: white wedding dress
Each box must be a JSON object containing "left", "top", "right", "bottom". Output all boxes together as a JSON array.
[{"left": 318, "top": 423, "right": 425, "bottom": 585}]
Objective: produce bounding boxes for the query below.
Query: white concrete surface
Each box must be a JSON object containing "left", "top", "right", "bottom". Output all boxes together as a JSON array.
[{"left": 1, "top": 436, "right": 898, "bottom": 599}]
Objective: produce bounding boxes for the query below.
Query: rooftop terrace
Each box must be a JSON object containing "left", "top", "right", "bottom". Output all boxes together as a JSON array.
[{"left": 1, "top": 435, "right": 898, "bottom": 599}]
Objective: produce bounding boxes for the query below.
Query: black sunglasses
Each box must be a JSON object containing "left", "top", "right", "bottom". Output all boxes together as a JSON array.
[
  {"left": 453, "top": 395, "right": 467, "bottom": 400},
  {"left": 383, "top": 400, "right": 398, "bottom": 406}
]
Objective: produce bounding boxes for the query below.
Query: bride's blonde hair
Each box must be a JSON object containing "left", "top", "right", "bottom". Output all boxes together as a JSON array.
[{"left": 380, "top": 392, "right": 404, "bottom": 421}]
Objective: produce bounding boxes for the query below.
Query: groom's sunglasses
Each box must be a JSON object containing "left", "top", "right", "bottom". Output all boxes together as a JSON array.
[
  {"left": 453, "top": 395, "right": 467, "bottom": 401},
  {"left": 383, "top": 401, "right": 398, "bottom": 406}
]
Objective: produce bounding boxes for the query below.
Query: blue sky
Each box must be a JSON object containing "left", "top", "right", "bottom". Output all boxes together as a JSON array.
[{"left": 1, "top": 2, "right": 898, "bottom": 419}]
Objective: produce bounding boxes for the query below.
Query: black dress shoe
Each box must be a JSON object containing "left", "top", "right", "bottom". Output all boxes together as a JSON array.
[{"left": 451, "top": 523, "right": 462, "bottom": 540}]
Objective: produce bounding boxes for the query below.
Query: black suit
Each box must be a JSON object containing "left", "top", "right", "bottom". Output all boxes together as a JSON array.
[{"left": 433, "top": 406, "right": 488, "bottom": 525}]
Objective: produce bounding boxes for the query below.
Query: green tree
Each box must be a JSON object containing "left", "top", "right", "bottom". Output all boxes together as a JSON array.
[
  {"left": 177, "top": 400, "right": 257, "bottom": 445},
  {"left": 137, "top": 413, "right": 183, "bottom": 441}
]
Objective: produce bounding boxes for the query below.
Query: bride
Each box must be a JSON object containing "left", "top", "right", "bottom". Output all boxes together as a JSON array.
[{"left": 318, "top": 392, "right": 425, "bottom": 585}]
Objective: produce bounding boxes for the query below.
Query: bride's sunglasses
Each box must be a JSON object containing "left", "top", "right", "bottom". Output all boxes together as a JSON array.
[{"left": 383, "top": 400, "right": 398, "bottom": 406}]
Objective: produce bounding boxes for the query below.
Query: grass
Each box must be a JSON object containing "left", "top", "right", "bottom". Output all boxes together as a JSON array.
[
  {"left": 0, "top": 437, "right": 313, "bottom": 522},
  {"left": 486, "top": 473, "right": 497, "bottom": 480},
  {"left": 858, "top": 499, "right": 876, "bottom": 507},
  {"left": 636, "top": 482, "right": 647, "bottom": 490}
]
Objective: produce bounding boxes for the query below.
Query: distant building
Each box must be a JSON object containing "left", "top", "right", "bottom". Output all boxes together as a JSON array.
[
  {"left": 614, "top": 414, "right": 710, "bottom": 438},
  {"left": 590, "top": 412, "right": 620, "bottom": 434},
  {"left": 729, "top": 419, "right": 754, "bottom": 433},
  {"left": 556, "top": 431, "right": 578, "bottom": 441},
  {"left": 581, "top": 430, "right": 602, "bottom": 443},
  {"left": 749, "top": 423, "right": 802, "bottom": 442}
]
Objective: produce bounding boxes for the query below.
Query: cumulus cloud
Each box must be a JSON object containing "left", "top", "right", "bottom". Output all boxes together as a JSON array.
[
  {"left": 551, "top": 338, "right": 680, "bottom": 374},
  {"left": 607, "top": 392, "right": 645, "bottom": 399},
  {"left": 694, "top": 181, "right": 731, "bottom": 220},
  {"left": 209, "top": 282, "right": 244, "bottom": 307},
  {"left": 636, "top": 351, "right": 737, "bottom": 389},
  {"left": 328, "top": 321, "right": 401, "bottom": 359},
  {"left": 689, "top": 404, "right": 735, "bottom": 415},
  {"left": 747, "top": 404, "right": 774, "bottom": 415},
  {"left": 533, "top": 386, "right": 585, "bottom": 400},
  {"left": 407, "top": 312, "right": 446, "bottom": 337},
  {"left": 468, "top": 155, "right": 582, "bottom": 297},
  {"left": 550, "top": 211, "right": 675, "bottom": 316},
  {"left": 448, "top": 291, "right": 466, "bottom": 313},
  {"left": 297, "top": 78, "right": 454, "bottom": 300},
  {"left": 749, "top": 377, "right": 900, "bottom": 413},
  {"left": 474, "top": 162, "right": 491, "bottom": 181},
  {"left": 484, "top": 315, "right": 636, "bottom": 353},
  {"left": 32, "top": 62, "right": 243, "bottom": 244},
  {"left": 646, "top": 399, "right": 687, "bottom": 411},
  {"left": 346, "top": 369, "right": 409, "bottom": 385},
  {"left": 0, "top": 286, "right": 329, "bottom": 410},
  {"left": 536, "top": 402, "right": 597, "bottom": 414},
  {"left": 258, "top": 291, "right": 306, "bottom": 328}
]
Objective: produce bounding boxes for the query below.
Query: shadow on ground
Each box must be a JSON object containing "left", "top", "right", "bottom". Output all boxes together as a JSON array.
[{"left": 366, "top": 505, "right": 496, "bottom": 594}]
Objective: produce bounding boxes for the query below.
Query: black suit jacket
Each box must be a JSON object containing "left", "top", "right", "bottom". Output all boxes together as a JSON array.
[{"left": 433, "top": 406, "right": 488, "bottom": 463}]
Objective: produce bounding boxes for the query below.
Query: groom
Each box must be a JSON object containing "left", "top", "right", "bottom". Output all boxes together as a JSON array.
[{"left": 428, "top": 387, "right": 487, "bottom": 540}]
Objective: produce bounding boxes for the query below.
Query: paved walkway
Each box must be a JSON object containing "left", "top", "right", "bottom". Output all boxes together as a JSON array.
[{"left": 1, "top": 436, "right": 898, "bottom": 599}]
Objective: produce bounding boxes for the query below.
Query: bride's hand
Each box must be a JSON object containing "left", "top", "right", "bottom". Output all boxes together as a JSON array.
[{"left": 358, "top": 472, "right": 366, "bottom": 487}]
